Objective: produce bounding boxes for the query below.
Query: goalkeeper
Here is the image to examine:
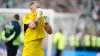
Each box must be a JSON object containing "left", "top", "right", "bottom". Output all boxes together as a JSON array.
[{"left": 22, "top": 1, "right": 52, "bottom": 56}]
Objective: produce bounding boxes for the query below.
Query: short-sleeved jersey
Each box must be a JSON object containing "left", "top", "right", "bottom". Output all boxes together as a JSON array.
[{"left": 23, "top": 12, "right": 46, "bottom": 43}]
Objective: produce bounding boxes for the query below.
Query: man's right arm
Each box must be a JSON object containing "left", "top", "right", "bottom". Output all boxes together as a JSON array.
[
  {"left": 22, "top": 15, "right": 37, "bottom": 33},
  {"left": 23, "top": 13, "right": 41, "bottom": 30}
]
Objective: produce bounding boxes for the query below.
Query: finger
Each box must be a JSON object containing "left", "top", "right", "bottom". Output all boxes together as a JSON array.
[{"left": 29, "top": 23, "right": 32, "bottom": 28}]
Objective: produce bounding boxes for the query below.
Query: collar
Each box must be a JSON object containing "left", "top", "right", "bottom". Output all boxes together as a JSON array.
[
  {"left": 31, "top": 11, "right": 37, "bottom": 16},
  {"left": 13, "top": 19, "right": 18, "bottom": 21}
]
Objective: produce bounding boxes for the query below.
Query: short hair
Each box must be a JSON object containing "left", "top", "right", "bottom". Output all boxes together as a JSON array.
[
  {"left": 30, "top": 1, "right": 39, "bottom": 7},
  {"left": 14, "top": 14, "right": 19, "bottom": 20}
]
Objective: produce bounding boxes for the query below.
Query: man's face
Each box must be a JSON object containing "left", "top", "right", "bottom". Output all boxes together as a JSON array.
[{"left": 30, "top": 2, "right": 40, "bottom": 12}]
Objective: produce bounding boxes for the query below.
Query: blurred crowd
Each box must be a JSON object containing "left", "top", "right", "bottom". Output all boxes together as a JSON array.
[
  {"left": 0, "top": 0, "right": 98, "bottom": 12},
  {"left": 0, "top": 0, "right": 100, "bottom": 56},
  {"left": 52, "top": 0, "right": 100, "bottom": 53},
  {"left": 70, "top": 0, "right": 100, "bottom": 51}
]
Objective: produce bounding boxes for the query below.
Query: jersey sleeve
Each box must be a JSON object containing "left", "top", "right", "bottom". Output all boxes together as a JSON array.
[
  {"left": 6, "top": 32, "right": 15, "bottom": 41},
  {"left": 22, "top": 15, "right": 31, "bottom": 33},
  {"left": 1, "top": 30, "right": 15, "bottom": 41},
  {"left": 1, "top": 30, "right": 6, "bottom": 41},
  {"left": 42, "top": 16, "right": 47, "bottom": 28},
  {"left": 22, "top": 15, "right": 30, "bottom": 24}
]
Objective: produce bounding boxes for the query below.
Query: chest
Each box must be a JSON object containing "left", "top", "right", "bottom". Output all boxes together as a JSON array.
[{"left": 27, "top": 14, "right": 37, "bottom": 21}]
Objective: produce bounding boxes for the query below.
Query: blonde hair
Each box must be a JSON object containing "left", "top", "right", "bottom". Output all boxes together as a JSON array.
[{"left": 30, "top": 1, "right": 40, "bottom": 7}]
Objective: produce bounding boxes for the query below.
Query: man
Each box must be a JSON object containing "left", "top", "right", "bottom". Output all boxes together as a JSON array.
[
  {"left": 92, "top": 0, "right": 100, "bottom": 20},
  {"left": 1, "top": 14, "right": 21, "bottom": 56},
  {"left": 95, "top": 9, "right": 100, "bottom": 36},
  {"left": 95, "top": 9, "right": 100, "bottom": 51},
  {"left": 22, "top": 1, "right": 52, "bottom": 56},
  {"left": 53, "top": 29, "right": 65, "bottom": 56}
]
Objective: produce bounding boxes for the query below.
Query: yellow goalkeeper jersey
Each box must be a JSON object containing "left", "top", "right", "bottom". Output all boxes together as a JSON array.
[{"left": 22, "top": 12, "right": 46, "bottom": 43}]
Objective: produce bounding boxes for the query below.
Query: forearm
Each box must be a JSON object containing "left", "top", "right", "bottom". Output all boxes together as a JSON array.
[
  {"left": 44, "top": 23, "right": 53, "bottom": 34},
  {"left": 28, "top": 17, "right": 40, "bottom": 29},
  {"left": 1, "top": 30, "right": 6, "bottom": 41},
  {"left": 7, "top": 32, "right": 15, "bottom": 41}
]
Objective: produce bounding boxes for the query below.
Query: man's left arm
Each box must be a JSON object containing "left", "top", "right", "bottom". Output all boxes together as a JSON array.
[{"left": 44, "top": 22, "right": 53, "bottom": 34}]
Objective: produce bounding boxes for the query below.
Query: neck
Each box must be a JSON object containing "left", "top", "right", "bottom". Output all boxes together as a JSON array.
[
  {"left": 31, "top": 9, "right": 36, "bottom": 13},
  {"left": 13, "top": 19, "right": 18, "bottom": 21}
]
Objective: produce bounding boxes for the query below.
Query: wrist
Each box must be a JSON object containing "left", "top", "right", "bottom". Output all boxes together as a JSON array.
[
  {"left": 34, "top": 21, "right": 38, "bottom": 26},
  {"left": 45, "top": 22, "right": 49, "bottom": 25},
  {"left": 36, "top": 16, "right": 40, "bottom": 21}
]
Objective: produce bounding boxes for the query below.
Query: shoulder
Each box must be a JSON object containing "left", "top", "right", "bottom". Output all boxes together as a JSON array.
[
  {"left": 22, "top": 13, "right": 31, "bottom": 24},
  {"left": 4, "top": 22, "right": 14, "bottom": 29},
  {"left": 23, "top": 13, "right": 33, "bottom": 20},
  {"left": 23, "top": 14, "right": 28, "bottom": 18},
  {"left": 11, "top": 21, "right": 17, "bottom": 25}
]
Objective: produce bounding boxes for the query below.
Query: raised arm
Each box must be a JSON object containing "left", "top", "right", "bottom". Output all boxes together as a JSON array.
[
  {"left": 44, "top": 23, "right": 53, "bottom": 34},
  {"left": 43, "top": 17, "right": 52, "bottom": 34}
]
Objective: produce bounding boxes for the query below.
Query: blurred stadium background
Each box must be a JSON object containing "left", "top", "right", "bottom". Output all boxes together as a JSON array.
[{"left": 0, "top": 0, "right": 100, "bottom": 56}]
